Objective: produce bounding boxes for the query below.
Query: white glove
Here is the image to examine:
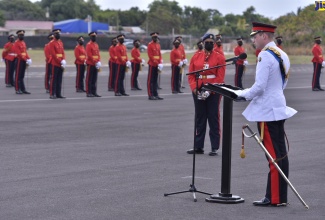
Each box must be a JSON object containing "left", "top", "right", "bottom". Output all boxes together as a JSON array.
[
  {"left": 244, "top": 60, "right": 249, "bottom": 66},
  {"left": 95, "top": 61, "right": 101, "bottom": 69},
  {"left": 1, "top": 58, "right": 4, "bottom": 62},
  {"left": 233, "top": 90, "right": 243, "bottom": 97},
  {"left": 183, "top": 59, "right": 188, "bottom": 65},
  {"left": 141, "top": 59, "right": 145, "bottom": 65},
  {"left": 26, "top": 59, "right": 32, "bottom": 66},
  {"left": 158, "top": 63, "right": 163, "bottom": 71},
  {"left": 126, "top": 60, "right": 131, "bottom": 68},
  {"left": 60, "top": 59, "right": 66, "bottom": 68},
  {"left": 178, "top": 61, "right": 183, "bottom": 67},
  {"left": 322, "top": 61, "right": 325, "bottom": 67}
]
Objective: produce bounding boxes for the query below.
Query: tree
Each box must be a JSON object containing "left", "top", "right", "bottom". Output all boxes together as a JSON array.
[
  {"left": 0, "top": 0, "right": 46, "bottom": 20},
  {"left": 182, "top": 6, "right": 211, "bottom": 36},
  {"left": 0, "top": 10, "right": 5, "bottom": 26}
]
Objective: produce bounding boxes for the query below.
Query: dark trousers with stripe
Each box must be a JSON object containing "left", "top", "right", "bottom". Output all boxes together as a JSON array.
[
  {"left": 50, "top": 65, "right": 63, "bottom": 97},
  {"left": 75, "top": 63, "right": 85, "bottom": 90},
  {"left": 257, "top": 120, "right": 288, "bottom": 204},
  {"left": 115, "top": 64, "right": 126, "bottom": 94},
  {"left": 15, "top": 59, "right": 27, "bottom": 92},
  {"left": 45, "top": 63, "right": 52, "bottom": 90},
  {"left": 312, "top": 62, "right": 322, "bottom": 89},
  {"left": 5, "top": 59, "right": 16, "bottom": 86},
  {"left": 131, "top": 62, "right": 140, "bottom": 89},
  {"left": 235, "top": 64, "right": 244, "bottom": 89},
  {"left": 108, "top": 61, "right": 117, "bottom": 90},
  {"left": 171, "top": 64, "right": 180, "bottom": 92},
  {"left": 192, "top": 93, "right": 221, "bottom": 151},
  {"left": 86, "top": 65, "right": 98, "bottom": 95},
  {"left": 147, "top": 65, "right": 159, "bottom": 97}
]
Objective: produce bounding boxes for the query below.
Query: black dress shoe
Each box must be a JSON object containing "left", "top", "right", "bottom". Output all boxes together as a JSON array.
[
  {"left": 187, "top": 149, "right": 204, "bottom": 154},
  {"left": 319, "top": 88, "right": 325, "bottom": 91},
  {"left": 131, "top": 88, "right": 137, "bottom": 90},
  {"left": 22, "top": 91, "right": 31, "bottom": 94},
  {"left": 108, "top": 88, "right": 114, "bottom": 91},
  {"left": 49, "top": 95, "right": 57, "bottom": 99},
  {"left": 253, "top": 197, "right": 271, "bottom": 206},
  {"left": 87, "top": 94, "right": 95, "bottom": 97},
  {"left": 208, "top": 150, "right": 218, "bottom": 156},
  {"left": 158, "top": 87, "right": 162, "bottom": 90},
  {"left": 148, "top": 96, "right": 157, "bottom": 100},
  {"left": 57, "top": 95, "right": 66, "bottom": 99},
  {"left": 115, "top": 93, "right": 122, "bottom": 96},
  {"left": 312, "top": 88, "right": 320, "bottom": 91},
  {"left": 46, "top": 90, "right": 50, "bottom": 93},
  {"left": 16, "top": 90, "right": 23, "bottom": 94},
  {"left": 181, "top": 86, "right": 186, "bottom": 88},
  {"left": 178, "top": 91, "right": 184, "bottom": 93},
  {"left": 155, "top": 96, "right": 164, "bottom": 100},
  {"left": 136, "top": 88, "right": 142, "bottom": 90},
  {"left": 76, "top": 89, "right": 83, "bottom": 93},
  {"left": 172, "top": 91, "right": 178, "bottom": 94},
  {"left": 121, "top": 93, "right": 129, "bottom": 96},
  {"left": 81, "top": 89, "right": 86, "bottom": 92},
  {"left": 6, "top": 84, "right": 12, "bottom": 87},
  {"left": 93, "top": 93, "right": 101, "bottom": 97}
]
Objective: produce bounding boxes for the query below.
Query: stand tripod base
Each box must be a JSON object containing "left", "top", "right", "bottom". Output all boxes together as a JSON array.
[
  {"left": 164, "top": 184, "right": 212, "bottom": 202},
  {"left": 205, "top": 193, "right": 245, "bottom": 204}
]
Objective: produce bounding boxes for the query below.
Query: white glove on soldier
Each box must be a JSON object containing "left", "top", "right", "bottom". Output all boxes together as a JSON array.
[
  {"left": 26, "top": 59, "right": 32, "bottom": 66},
  {"left": 233, "top": 90, "right": 243, "bottom": 97},
  {"left": 60, "top": 59, "right": 66, "bottom": 68},
  {"left": 322, "top": 61, "right": 325, "bottom": 67},
  {"left": 141, "top": 59, "right": 145, "bottom": 65},
  {"left": 95, "top": 61, "right": 101, "bottom": 69},
  {"left": 1, "top": 58, "right": 4, "bottom": 62},
  {"left": 126, "top": 60, "right": 131, "bottom": 68},
  {"left": 178, "top": 61, "right": 183, "bottom": 67},
  {"left": 158, "top": 63, "right": 163, "bottom": 71},
  {"left": 183, "top": 59, "right": 188, "bottom": 65},
  {"left": 244, "top": 60, "right": 249, "bottom": 66}
]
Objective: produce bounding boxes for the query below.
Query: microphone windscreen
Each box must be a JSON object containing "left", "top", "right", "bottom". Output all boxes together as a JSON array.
[{"left": 239, "top": 53, "right": 247, "bottom": 59}]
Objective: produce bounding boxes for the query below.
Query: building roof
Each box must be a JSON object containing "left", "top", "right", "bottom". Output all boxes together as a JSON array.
[{"left": 5, "top": 21, "right": 53, "bottom": 30}]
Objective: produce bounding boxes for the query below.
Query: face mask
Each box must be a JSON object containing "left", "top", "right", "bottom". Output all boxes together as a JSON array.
[
  {"left": 18, "top": 35, "right": 24, "bottom": 41},
  {"left": 152, "top": 36, "right": 158, "bottom": 42},
  {"left": 78, "top": 40, "right": 84, "bottom": 45},
  {"left": 174, "top": 43, "right": 180, "bottom": 48},
  {"left": 316, "top": 40, "right": 321, "bottom": 45},
  {"left": 91, "top": 36, "right": 96, "bottom": 42},
  {"left": 54, "top": 34, "right": 60, "bottom": 40},
  {"left": 277, "top": 39, "right": 282, "bottom": 45},
  {"left": 134, "top": 42, "right": 140, "bottom": 48},
  {"left": 118, "top": 38, "right": 124, "bottom": 44},
  {"left": 204, "top": 42, "right": 214, "bottom": 51},
  {"left": 9, "top": 38, "right": 15, "bottom": 43},
  {"left": 238, "top": 41, "right": 243, "bottom": 46},
  {"left": 198, "top": 44, "right": 203, "bottom": 50},
  {"left": 216, "top": 41, "right": 222, "bottom": 46}
]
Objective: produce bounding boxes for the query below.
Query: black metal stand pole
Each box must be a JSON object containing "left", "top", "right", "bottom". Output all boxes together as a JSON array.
[
  {"left": 205, "top": 96, "right": 244, "bottom": 203},
  {"left": 164, "top": 72, "right": 212, "bottom": 202}
]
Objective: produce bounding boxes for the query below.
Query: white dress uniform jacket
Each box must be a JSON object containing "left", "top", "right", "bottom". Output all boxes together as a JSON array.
[{"left": 239, "top": 42, "right": 297, "bottom": 122}]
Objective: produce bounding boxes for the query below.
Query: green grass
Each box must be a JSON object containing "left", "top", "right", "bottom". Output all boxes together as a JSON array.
[{"left": 26, "top": 49, "right": 312, "bottom": 66}]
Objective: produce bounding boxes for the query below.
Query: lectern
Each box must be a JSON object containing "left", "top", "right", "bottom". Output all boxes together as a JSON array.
[{"left": 203, "top": 83, "right": 245, "bottom": 204}]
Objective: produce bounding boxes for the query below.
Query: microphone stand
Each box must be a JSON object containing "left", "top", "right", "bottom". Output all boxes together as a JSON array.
[{"left": 164, "top": 60, "right": 237, "bottom": 202}]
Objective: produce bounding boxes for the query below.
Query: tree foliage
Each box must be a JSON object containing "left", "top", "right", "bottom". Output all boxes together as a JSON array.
[{"left": 0, "top": 0, "right": 45, "bottom": 20}]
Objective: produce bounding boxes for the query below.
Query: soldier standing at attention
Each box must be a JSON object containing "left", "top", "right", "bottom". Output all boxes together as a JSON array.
[
  {"left": 14, "top": 30, "right": 32, "bottom": 94},
  {"left": 49, "top": 29, "right": 66, "bottom": 99},
  {"left": 44, "top": 33, "right": 54, "bottom": 93},
  {"left": 2, "top": 34, "right": 16, "bottom": 88},
  {"left": 311, "top": 36, "right": 325, "bottom": 91},
  {"left": 275, "top": 36, "right": 283, "bottom": 50},
  {"left": 214, "top": 34, "right": 225, "bottom": 57},
  {"left": 175, "top": 36, "right": 187, "bottom": 89},
  {"left": 170, "top": 38, "right": 183, "bottom": 94},
  {"left": 108, "top": 38, "right": 118, "bottom": 91},
  {"left": 114, "top": 34, "right": 131, "bottom": 96},
  {"left": 147, "top": 32, "right": 163, "bottom": 100},
  {"left": 130, "top": 39, "right": 144, "bottom": 90},
  {"left": 234, "top": 37, "right": 248, "bottom": 88},
  {"left": 74, "top": 36, "right": 86, "bottom": 93},
  {"left": 85, "top": 31, "right": 101, "bottom": 97}
]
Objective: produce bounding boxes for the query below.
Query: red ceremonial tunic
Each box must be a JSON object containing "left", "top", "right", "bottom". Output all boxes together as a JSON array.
[
  {"left": 179, "top": 44, "right": 186, "bottom": 60},
  {"left": 131, "top": 47, "right": 141, "bottom": 64},
  {"left": 2, "top": 42, "right": 16, "bottom": 61},
  {"left": 49, "top": 39, "right": 65, "bottom": 67},
  {"left": 109, "top": 45, "right": 117, "bottom": 63},
  {"left": 115, "top": 43, "right": 128, "bottom": 65},
  {"left": 15, "top": 39, "right": 30, "bottom": 61},
  {"left": 170, "top": 47, "right": 182, "bottom": 66},
  {"left": 147, "top": 41, "right": 161, "bottom": 67},
  {"left": 234, "top": 45, "right": 245, "bottom": 65},
  {"left": 86, "top": 41, "right": 100, "bottom": 66},
  {"left": 74, "top": 44, "right": 86, "bottom": 65},
  {"left": 312, "top": 44, "right": 323, "bottom": 64}
]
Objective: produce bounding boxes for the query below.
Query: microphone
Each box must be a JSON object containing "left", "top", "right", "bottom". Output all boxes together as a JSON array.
[{"left": 225, "top": 53, "right": 247, "bottom": 63}]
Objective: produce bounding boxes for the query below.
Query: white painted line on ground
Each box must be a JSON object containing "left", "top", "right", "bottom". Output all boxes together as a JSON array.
[{"left": 181, "top": 176, "right": 214, "bottom": 180}]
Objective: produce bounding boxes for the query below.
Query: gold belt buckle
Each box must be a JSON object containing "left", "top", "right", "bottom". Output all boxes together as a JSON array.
[{"left": 202, "top": 75, "right": 207, "bottom": 79}]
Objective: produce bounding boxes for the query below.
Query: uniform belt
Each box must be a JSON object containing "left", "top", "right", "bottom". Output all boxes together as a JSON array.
[
  {"left": 8, "top": 53, "right": 16, "bottom": 56},
  {"left": 21, "top": 53, "right": 26, "bottom": 56},
  {"left": 199, "top": 75, "right": 216, "bottom": 79},
  {"left": 92, "top": 56, "right": 99, "bottom": 59},
  {"left": 153, "top": 56, "right": 160, "bottom": 59},
  {"left": 121, "top": 56, "right": 126, "bottom": 59},
  {"left": 56, "top": 54, "right": 63, "bottom": 57}
]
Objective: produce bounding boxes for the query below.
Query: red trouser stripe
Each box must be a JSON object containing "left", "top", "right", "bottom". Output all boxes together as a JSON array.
[
  {"left": 261, "top": 122, "right": 280, "bottom": 204},
  {"left": 76, "top": 64, "right": 80, "bottom": 89},
  {"left": 131, "top": 63, "right": 136, "bottom": 88},
  {"left": 49, "top": 65, "right": 55, "bottom": 96},
  {"left": 171, "top": 65, "right": 175, "bottom": 91},
  {"left": 147, "top": 66, "right": 152, "bottom": 96},
  {"left": 115, "top": 65, "right": 121, "bottom": 93},
  {"left": 312, "top": 63, "right": 319, "bottom": 88},
  {"left": 45, "top": 63, "right": 49, "bottom": 90},
  {"left": 5, "top": 60, "right": 9, "bottom": 84},
  {"left": 109, "top": 61, "right": 113, "bottom": 89},
  {"left": 86, "top": 65, "right": 90, "bottom": 93},
  {"left": 15, "top": 60, "right": 21, "bottom": 91}
]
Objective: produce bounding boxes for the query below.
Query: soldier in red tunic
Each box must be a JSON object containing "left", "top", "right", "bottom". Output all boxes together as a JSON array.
[
  {"left": 311, "top": 36, "right": 325, "bottom": 91},
  {"left": 130, "top": 39, "right": 144, "bottom": 90},
  {"left": 2, "top": 34, "right": 16, "bottom": 87},
  {"left": 14, "top": 30, "right": 32, "bottom": 94},
  {"left": 170, "top": 38, "right": 183, "bottom": 93},
  {"left": 44, "top": 33, "right": 54, "bottom": 93},
  {"left": 74, "top": 36, "right": 86, "bottom": 93},
  {"left": 234, "top": 37, "right": 248, "bottom": 88},
  {"left": 174, "top": 36, "right": 187, "bottom": 88},
  {"left": 108, "top": 38, "right": 118, "bottom": 91},
  {"left": 147, "top": 32, "right": 163, "bottom": 100},
  {"left": 48, "top": 29, "right": 66, "bottom": 99},
  {"left": 214, "top": 34, "right": 224, "bottom": 58},
  {"left": 275, "top": 36, "right": 283, "bottom": 50}
]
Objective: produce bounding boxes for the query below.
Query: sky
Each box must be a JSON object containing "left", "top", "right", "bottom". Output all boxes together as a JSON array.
[{"left": 96, "top": 0, "right": 314, "bottom": 19}]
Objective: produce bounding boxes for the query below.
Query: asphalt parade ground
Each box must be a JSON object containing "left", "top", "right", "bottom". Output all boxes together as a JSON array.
[{"left": 0, "top": 63, "right": 324, "bottom": 220}]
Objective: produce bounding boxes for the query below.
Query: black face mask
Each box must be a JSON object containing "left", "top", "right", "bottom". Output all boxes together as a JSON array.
[
  {"left": 9, "top": 38, "right": 15, "bottom": 43},
  {"left": 277, "top": 39, "right": 282, "bottom": 45},
  {"left": 316, "top": 40, "right": 321, "bottom": 45},
  {"left": 91, "top": 36, "right": 96, "bottom": 42},
  {"left": 18, "top": 35, "right": 24, "bottom": 41},
  {"left": 174, "top": 43, "right": 180, "bottom": 48},
  {"left": 78, "top": 40, "right": 84, "bottom": 45},
  {"left": 238, "top": 41, "right": 243, "bottom": 46},
  {"left": 152, "top": 36, "right": 158, "bottom": 42},
  {"left": 204, "top": 42, "right": 214, "bottom": 51},
  {"left": 134, "top": 42, "right": 140, "bottom": 48},
  {"left": 216, "top": 41, "right": 222, "bottom": 46},
  {"left": 118, "top": 38, "right": 124, "bottom": 44},
  {"left": 54, "top": 34, "right": 60, "bottom": 40},
  {"left": 198, "top": 44, "right": 203, "bottom": 50}
]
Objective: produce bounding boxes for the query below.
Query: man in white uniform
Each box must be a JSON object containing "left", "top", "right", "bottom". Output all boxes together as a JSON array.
[{"left": 235, "top": 22, "right": 297, "bottom": 207}]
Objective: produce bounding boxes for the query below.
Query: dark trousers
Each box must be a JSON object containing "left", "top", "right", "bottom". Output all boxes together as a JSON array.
[
  {"left": 75, "top": 63, "right": 85, "bottom": 90},
  {"left": 50, "top": 65, "right": 63, "bottom": 97},
  {"left": 45, "top": 63, "right": 52, "bottom": 90},
  {"left": 131, "top": 62, "right": 140, "bottom": 89},
  {"left": 171, "top": 65, "right": 181, "bottom": 92},
  {"left": 86, "top": 65, "right": 98, "bottom": 95},
  {"left": 312, "top": 62, "right": 322, "bottom": 89},
  {"left": 109, "top": 61, "right": 117, "bottom": 90},
  {"left": 192, "top": 93, "right": 222, "bottom": 151},
  {"left": 115, "top": 64, "right": 126, "bottom": 94},
  {"left": 147, "top": 65, "right": 159, "bottom": 97},
  {"left": 257, "top": 120, "right": 288, "bottom": 204},
  {"left": 15, "top": 59, "right": 27, "bottom": 92},
  {"left": 235, "top": 64, "right": 245, "bottom": 88},
  {"left": 5, "top": 59, "right": 16, "bottom": 86}
]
